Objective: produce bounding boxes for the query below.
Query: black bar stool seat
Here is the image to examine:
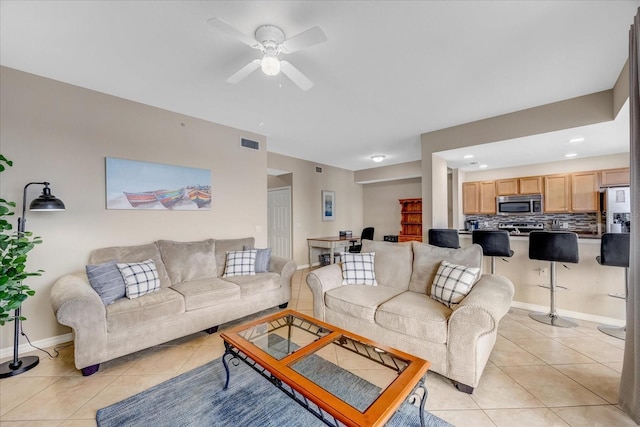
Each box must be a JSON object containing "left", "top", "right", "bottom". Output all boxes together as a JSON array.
[
  {"left": 428, "top": 229, "right": 460, "bottom": 249},
  {"left": 528, "top": 231, "right": 579, "bottom": 328},
  {"left": 596, "top": 233, "right": 630, "bottom": 340},
  {"left": 472, "top": 230, "right": 514, "bottom": 274}
]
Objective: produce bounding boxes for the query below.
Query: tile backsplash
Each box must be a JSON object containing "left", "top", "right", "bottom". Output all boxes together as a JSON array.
[{"left": 465, "top": 213, "right": 598, "bottom": 233}]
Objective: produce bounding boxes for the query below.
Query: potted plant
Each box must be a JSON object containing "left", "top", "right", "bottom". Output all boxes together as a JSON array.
[{"left": 0, "top": 154, "right": 42, "bottom": 325}]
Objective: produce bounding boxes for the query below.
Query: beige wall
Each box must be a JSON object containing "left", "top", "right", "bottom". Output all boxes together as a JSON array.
[
  {"left": 267, "top": 152, "right": 363, "bottom": 267},
  {"left": 362, "top": 178, "right": 421, "bottom": 239},
  {"left": 267, "top": 173, "right": 292, "bottom": 189},
  {"left": 0, "top": 67, "right": 270, "bottom": 351},
  {"left": 354, "top": 160, "right": 421, "bottom": 184}
]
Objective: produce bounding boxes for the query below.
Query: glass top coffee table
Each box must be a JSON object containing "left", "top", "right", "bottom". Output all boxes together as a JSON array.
[{"left": 221, "top": 309, "right": 431, "bottom": 427}]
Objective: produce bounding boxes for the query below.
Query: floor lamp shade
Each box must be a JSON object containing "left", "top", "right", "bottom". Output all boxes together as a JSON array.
[{"left": 0, "top": 182, "right": 65, "bottom": 378}]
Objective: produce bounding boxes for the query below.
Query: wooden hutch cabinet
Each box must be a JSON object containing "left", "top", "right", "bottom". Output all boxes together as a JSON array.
[{"left": 398, "top": 198, "right": 422, "bottom": 242}]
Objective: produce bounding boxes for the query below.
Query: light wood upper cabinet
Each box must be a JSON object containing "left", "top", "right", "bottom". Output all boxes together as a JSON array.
[
  {"left": 544, "top": 174, "right": 571, "bottom": 213},
  {"left": 600, "top": 168, "right": 629, "bottom": 187},
  {"left": 479, "top": 181, "right": 497, "bottom": 214},
  {"left": 462, "top": 182, "right": 479, "bottom": 214},
  {"left": 463, "top": 181, "right": 496, "bottom": 214},
  {"left": 519, "top": 176, "right": 543, "bottom": 194},
  {"left": 496, "top": 179, "right": 518, "bottom": 196},
  {"left": 571, "top": 171, "right": 599, "bottom": 212},
  {"left": 496, "top": 176, "right": 542, "bottom": 195}
]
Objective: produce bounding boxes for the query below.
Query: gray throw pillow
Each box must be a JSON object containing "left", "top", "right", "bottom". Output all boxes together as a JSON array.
[
  {"left": 243, "top": 245, "right": 272, "bottom": 273},
  {"left": 86, "top": 259, "right": 126, "bottom": 305}
]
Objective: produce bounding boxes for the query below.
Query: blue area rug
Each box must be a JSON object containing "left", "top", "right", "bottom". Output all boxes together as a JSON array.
[{"left": 97, "top": 340, "right": 452, "bottom": 427}]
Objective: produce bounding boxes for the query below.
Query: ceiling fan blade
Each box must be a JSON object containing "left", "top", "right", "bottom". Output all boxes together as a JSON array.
[
  {"left": 207, "top": 17, "right": 261, "bottom": 49},
  {"left": 280, "top": 61, "right": 313, "bottom": 91},
  {"left": 280, "top": 26, "right": 327, "bottom": 54},
  {"left": 226, "top": 59, "right": 261, "bottom": 84}
]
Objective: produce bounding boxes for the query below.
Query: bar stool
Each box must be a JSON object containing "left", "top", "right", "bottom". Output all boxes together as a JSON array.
[
  {"left": 596, "top": 233, "right": 630, "bottom": 340},
  {"left": 472, "top": 230, "right": 514, "bottom": 274},
  {"left": 428, "top": 229, "right": 460, "bottom": 249},
  {"left": 528, "top": 231, "right": 579, "bottom": 327}
]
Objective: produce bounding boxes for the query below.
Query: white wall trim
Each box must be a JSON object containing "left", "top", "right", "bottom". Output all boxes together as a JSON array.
[
  {"left": 1, "top": 333, "right": 73, "bottom": 359},
  {"left": 511, "top": 300, "right": 626, "bottom": 326}
]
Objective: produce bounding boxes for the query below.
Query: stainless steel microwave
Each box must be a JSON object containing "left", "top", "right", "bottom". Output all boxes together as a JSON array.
[{"left": 496, "top": 194, "right": 543, "bottom": 216}]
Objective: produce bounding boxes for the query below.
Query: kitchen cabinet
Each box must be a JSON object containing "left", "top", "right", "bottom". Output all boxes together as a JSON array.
[
  {"left": 463, "top": 181, "right": 496, "bottom": 214},
  {"left": 600, "top": 168, "right": 629, "bottom": 187},
  {"left": 544, "top": 174, "right": 571, "bottom": 213},
  {"left": 496, "top": 176, "right": 543, "bottom": 195},
  {"left": 398, "top": 198, "right": 422, "bottom": 242},
  {"left": 571, "top": 171, "right": 599, "bottom": 212}
]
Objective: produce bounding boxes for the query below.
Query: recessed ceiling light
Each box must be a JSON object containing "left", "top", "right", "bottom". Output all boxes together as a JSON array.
[
  {"left": 569, "top": 137, "right": 585, "bottom": 144},
  {"left": 565, "top": 153, "right": 578, "bottom": 158},
  {"left": 463, "top": 154, "right": 474, "bottom": 159},
  {"left": 478, "top": 164, "right": 488, "bottom": 169},
  {"left": 371, "top": 155, "right": 386, "bottom": 163}
]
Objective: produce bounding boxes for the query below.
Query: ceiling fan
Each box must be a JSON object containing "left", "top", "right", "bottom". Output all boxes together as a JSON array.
[{"left": 208, "top": 18, "right": 327, "bottom": 91}]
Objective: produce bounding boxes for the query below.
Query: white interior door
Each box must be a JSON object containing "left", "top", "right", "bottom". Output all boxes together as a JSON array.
[{"left": 268, "top": 187, "right": 291, "bottom": 259}]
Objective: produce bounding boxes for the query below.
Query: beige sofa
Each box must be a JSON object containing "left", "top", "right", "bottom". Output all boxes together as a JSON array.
[
  {"left": 50, "top": 237, "right": 296, "bottom": 376},
  {"left": 306, "top": 239, "right": 514, "bottom": 393}
]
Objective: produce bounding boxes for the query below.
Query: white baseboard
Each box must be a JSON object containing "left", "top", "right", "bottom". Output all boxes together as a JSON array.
[
  {"left": 510, "top": 300, "right": 626, "bottom": 327},
  {"left": 1, "top": 333, "right": 73, "bottom": 359}
]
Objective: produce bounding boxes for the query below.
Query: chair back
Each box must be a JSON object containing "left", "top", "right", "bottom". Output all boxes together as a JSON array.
[
  {"left": 529, "top": 231, "right": 579, "bottom": 264},
  {"left": 472, "top": 230, "right": 514, "bottom": 257},
  {"left": 361, "top": 227, "right": 375, "bottom": 241},
  {"left": 598, "top": 232, "right": 630, "bottom": 268},
  {"left": 428, "top": 229, "right": 460, "bottom": 249}
]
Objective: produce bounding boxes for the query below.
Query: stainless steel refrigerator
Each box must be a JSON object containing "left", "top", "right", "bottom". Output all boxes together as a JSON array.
[{"left": 605, "top": 186, "right": 631, "bottom": 233}]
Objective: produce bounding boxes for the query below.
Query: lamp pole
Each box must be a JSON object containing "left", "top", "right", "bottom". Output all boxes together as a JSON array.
[{"left": 0, "top": 182, "right": 64, "bottom": 378}]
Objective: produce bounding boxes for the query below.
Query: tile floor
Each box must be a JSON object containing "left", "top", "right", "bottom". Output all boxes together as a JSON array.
[{"left": 0, "top": 268, "right": 637, "bottom": 426}]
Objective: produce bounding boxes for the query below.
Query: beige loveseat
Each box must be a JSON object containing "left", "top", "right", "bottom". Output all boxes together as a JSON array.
[
  {"left": 306, "top": 239, "right": 514, "bottom": 393},
  {"left": 50, "top": 237, "right": 296, "bottom": 376}
]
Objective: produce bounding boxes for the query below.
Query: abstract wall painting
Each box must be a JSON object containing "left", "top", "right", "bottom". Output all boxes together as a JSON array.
[{"left": 106, "top": 158, "right": 212, "bottom": 210}]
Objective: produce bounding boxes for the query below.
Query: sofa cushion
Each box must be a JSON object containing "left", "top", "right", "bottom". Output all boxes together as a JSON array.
[
  {"left": 117, "top": 259, "right": 161, "bottom": 299},
  {"left": 86, "top": 260, "right": 126, "bottom": 305},
  {"left": 430, "top": 261, "right": 480, "bottom": 308},
  {"left": 325, "top": 285, "right": 404, "bottom": 322},
  {"left": 171, "top": 277, "right": 241, "bottom": 311},
  {"left": 361, "top": 240, "right": 413, "bottom": 290},
  {"left": 223, "top": 250, "right": 257, "bottom": 277},
  {"left": 215, "top": 237, "right": 255, "bottom": 276},
  {"left": 105, "top": 287, "right": 185, "bottom": 332},
  {"left": 340, "top": 252, "right": 377, "bottom": 286},
  {"left": 244, "top": 245, "right": 272, "bottom": 273},
  {"left": 157, "top": 239, "right": 216, "bottom": 285},
  {"left": 409, "top": 242, "right": 483, "bottom": 295},
  {"left": 375, "top": 291, "right": 452, "bottom": 344},
  {"left": 89, "top": 243, "right": 172, "bottom": 288},
  {"left": 221, "top": 272, "right": 281, "bottom": 297}
]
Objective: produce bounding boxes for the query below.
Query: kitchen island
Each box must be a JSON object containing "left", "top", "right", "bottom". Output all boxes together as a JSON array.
[{"left": 460, "top": 232, "right": 626, "bottom": 325}]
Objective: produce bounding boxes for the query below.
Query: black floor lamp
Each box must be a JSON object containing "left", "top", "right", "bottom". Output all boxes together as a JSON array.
[{"left": 0, "top": 182, "right": 65, "bottom": 378}]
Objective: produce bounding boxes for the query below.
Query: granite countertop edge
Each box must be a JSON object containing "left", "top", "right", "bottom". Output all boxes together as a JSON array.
[{"left": 458, "top": 230, "right": 602, "bottom": 240}]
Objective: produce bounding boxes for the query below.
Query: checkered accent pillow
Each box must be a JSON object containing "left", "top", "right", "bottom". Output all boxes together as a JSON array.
[
  {"left": 430, "top": 261, "right": 480, "bottom": 308},
  {"left": 117, "top": 259, "right": 161, "bottom": 299},
  {"left": 223, "top": 250, "right": 257, "bottom": 277},
  {"left": 340, "top": 252, "right": 377, "bottom": 286}
]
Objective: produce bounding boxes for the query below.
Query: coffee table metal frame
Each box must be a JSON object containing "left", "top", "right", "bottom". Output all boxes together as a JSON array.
[{"left": 221, "top": 309, "right": 430, "bottom": 427}]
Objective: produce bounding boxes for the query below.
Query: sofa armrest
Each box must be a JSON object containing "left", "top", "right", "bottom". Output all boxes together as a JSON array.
[
  {"left": 50, "top": 272, "right": 108, "bottom": 370},
  {"left": 447, "top": 274, "right": 514, "bottom": 387},
  {"left": 270, "top": 255, "right": 297, "bottom": 303},
  {"left": 305, "top": 264, "right": 343, "bottom": 321}
]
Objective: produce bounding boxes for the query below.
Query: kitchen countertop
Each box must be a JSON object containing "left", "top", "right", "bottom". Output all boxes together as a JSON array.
[{"left": 458, "top": 230, "right": 602, "bottom": 240}]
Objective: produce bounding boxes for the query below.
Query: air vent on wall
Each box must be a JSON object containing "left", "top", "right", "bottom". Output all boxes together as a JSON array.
[
  {"left": 241, "top": 138, "right": 259, "bottom": 150},
  {"left": 316, "top": 166, "right": 323, "bottom": 173}
]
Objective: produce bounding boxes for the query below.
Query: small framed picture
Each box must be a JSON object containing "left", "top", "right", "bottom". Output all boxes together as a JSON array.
[{"left": 322, "top": 190, "right": 335, "bottom": 221}]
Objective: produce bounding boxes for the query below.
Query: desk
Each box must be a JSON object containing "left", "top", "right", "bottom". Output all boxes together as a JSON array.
[{"left": 307, "top": 236, "right": 359, "bottom": 265}]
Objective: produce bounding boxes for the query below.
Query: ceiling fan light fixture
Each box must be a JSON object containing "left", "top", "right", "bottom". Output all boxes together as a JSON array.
[{"left": 261, "top": 48, "right": 281, "bottom": 76}]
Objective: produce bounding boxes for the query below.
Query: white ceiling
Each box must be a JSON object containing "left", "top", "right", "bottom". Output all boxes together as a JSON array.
[{"left": 1, "top": 1, "right": 637, "bottom": 172}]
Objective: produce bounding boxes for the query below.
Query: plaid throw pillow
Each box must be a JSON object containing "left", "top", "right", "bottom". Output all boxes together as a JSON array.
[
  {"left": 430, "top": 260, "right": 480, "bottom": 308},
  {"left": 340, "top": 252, "right": 377, "bottom": 286},
  {"left": 117, "top": 259, "right": 161, "bottom": 299},
  {"left": 223, "top": 250, "right": 257, "bottom": 277}
]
